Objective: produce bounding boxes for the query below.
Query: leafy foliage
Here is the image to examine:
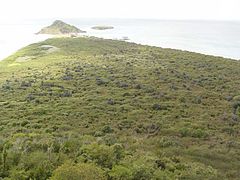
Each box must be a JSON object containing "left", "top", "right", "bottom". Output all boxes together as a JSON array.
[
  {"left": 51, "top": 161, "right": 106, "bottom": 180},
  {"left": 0, "top": 37, "right": 239, "bottom": 179}
]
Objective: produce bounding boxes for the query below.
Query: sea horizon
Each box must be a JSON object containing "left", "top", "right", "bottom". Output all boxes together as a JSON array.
[{"left": 0, "top": 18, "right": 240, "bottom": 61}]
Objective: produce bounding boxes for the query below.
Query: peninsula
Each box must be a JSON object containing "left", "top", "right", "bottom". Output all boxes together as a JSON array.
[{"left": 0, "top": 37, "right": 239, "bottom": 179}]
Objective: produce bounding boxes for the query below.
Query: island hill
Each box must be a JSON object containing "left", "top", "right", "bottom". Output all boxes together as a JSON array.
[
  {"left": 92, "top": 25, "right": 114, "bottom": 30},
  {"left": 37, "top": 20, "right": 86, "bottom": 35}
]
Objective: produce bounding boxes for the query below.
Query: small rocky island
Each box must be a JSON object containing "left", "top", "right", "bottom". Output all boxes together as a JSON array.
[
  {"left": 92, "top": 25, "right": 114, "bottom": 30},
  {"left": 37, "top": 20, "right": 86, "bottom": 35}
]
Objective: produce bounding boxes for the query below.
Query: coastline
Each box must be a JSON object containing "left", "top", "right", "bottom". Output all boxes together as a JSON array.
[
  {"left": 1, "top": 35, "right": 239, "bottom": 62},
  {"left": 0, "top": 35, "right": 240, "bottom": 179},
  {"left": 0, "top": 34, "right": 52, "bottom": 61},
  {"left": 1, "top": 35, "right": 239, "bottom": 64},
  {"left": 1, "top": 19, "right": 240, "bottom": 61}
]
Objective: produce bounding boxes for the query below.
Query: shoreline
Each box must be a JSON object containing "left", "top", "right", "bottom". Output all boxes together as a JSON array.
[
  {"left": 1, "top": 19, "right": 240, "bottom": 61},
  {"left": 1, "top": 35, "right": 239, "bottom": 62}
]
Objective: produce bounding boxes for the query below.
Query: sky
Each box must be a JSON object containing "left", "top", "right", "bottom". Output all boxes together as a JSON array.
[{"left": 0, "top": 0, "right": 240, "bottom": 21}]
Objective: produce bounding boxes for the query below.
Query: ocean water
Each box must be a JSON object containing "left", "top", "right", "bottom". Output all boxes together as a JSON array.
[
  {"left": 0, "top": 19, "right": 52, "bottom": 61},
  {"left": 0, "top": 18, "right": 240, "bottom": 61}
]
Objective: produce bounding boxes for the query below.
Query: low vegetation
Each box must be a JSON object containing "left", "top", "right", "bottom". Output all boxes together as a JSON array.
[
  {"left": 37, "top": 20, "right": 86, "bottom": 35},
  {"left": 0, "top": 37, "right": 239, "bottom": 179}
]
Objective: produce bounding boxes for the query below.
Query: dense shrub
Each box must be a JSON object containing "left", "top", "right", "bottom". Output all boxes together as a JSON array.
[
  {"left": 109, "top": 165, "right": 133, "bottom": 179},
  {"left": 51, "top": 161, "right": 106, "bottom": 180},
  {"left": 0, "top": 37, "right": 239, "bottom": 179},
  {"left": 80, "top": 143, "right": 124, "bottom": 168},
  {"left": 179, "top": 127, "right": 208, "bottom": 138}
]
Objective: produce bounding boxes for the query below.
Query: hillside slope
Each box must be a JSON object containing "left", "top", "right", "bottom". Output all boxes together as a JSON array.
[
  {"left": 37, "top": 20, "right": 86, "bottom": 35},
  {"left": 0, "top": 37, "right": 240, "bottom": 179}
]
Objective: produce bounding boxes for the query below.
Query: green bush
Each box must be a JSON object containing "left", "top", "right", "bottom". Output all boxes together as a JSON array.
[
  {"left": 179, "top": 162, "right": 217, "bottom": 179},
  {"left": 9, "top": 168, "right": 29, "bottom": 180},
  {"left": 153, "top": 169, "right": 175, "bottom": 180},
  {"left": 179, "top": 127, "right": 208, "bottom": 138},
  {"left": 51, "top": 161, "right": 106, "bottom": 180},
  {"left": 80, "top": 143, "right": 124, "bottom": 168},
  {"left": 19, "top": 152, "right": 54, "bottom": 180},
  {"left": 109, "top": 165, "right": 133, "bottom": 180},
  {"left": 158, "top": 137, "right": 180, "bottom": 148}
]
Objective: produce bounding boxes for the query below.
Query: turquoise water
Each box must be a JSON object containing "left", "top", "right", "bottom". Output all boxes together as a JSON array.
[{"left": 0, "top": 18, "right": 240, "bottom": 60}]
